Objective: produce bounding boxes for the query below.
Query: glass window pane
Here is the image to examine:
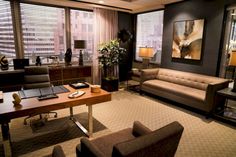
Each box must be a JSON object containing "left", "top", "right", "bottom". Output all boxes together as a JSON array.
[
  {"left": 70, "top": 9, "right": 94, "bottom": 64},
  {"left": 0, "top": 0, "right": 16, "bottom": 64},
  {"left": 20, "top": 3, "right": 66, "bottom": 64},
  {"left": 136, "top": 10, "right": 164, "bottom": 64}
]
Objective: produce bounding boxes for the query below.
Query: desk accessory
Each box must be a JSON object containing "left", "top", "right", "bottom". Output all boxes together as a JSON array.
[
  {"left": 68, "top": 90, "right": 85, "bottom": 98},
  {"left": 12, "top": 93, "right": 21, "bottom": 106},
  {"left": 0, "top": 56, "right": 8, "bottom": 70},
  {"left": 74, "top": 40, "right": 86, "bottom": 66},
  {"left": 19, "top": 85, "right": 69, "bottom": 99},
  {"left": 69, "top": 82, "right": 89, "bottom": 89},
  {"left": 13, "top": 59, "right": 29, "bottom": 70},
  {"left": 91, "top": 85, "right": 101, "bottom": 93},
  {"left": 0, "top": 91, "right": 3, "bottom": 102},
  {"left": 37, "top": 94, "right": 58, "bottom": 101}
]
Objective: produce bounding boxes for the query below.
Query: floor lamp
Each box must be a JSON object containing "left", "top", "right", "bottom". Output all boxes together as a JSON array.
[
  {"left": 229, "top": 51, "right": 236, "bottom": 92},
  {"left": 74, "top": 40, "right": 86, "bottom": 66},
  {"left": 139, "top": 47, "right": 154, "bottom": 69}
]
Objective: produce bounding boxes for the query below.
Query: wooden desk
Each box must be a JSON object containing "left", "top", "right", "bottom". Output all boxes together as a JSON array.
[{"left": 0, "top": 85, "right": 111, "bottom": 156}]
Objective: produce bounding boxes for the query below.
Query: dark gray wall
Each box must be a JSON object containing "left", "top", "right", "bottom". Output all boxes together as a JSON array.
[
  {"left": 118, "top": 12, "right": 134, "bottom": 81},
  {"left": 161, "top": 0, "right": 235, "bottom": 76}
]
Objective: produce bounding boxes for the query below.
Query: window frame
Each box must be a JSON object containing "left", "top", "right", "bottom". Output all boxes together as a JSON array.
[
  {"left": 134, "top": 9, "right": 164, "bottom": 65},
  {"left": 1, "top": 0, "right": 95, "bottom": 66}
]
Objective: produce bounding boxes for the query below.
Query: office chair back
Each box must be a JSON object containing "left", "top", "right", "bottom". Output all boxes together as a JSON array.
[{"left": 24, "top": 66, "right": 50, "bottom": 89}]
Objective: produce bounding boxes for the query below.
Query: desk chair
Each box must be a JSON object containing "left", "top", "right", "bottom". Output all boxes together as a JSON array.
[{"left": 23, "top": 66, "right": 57, "bottom": 125}]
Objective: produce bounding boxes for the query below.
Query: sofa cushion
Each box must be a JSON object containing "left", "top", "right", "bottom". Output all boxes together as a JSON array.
[
  {"left": 91, "top": 128, "right": 135, "bottom": 157},
  {"left": 142, "top": 80, "right": 206, "bottom": 102},
  {"left": 157, "top": 68, "right": 221, "bottom": 90}
]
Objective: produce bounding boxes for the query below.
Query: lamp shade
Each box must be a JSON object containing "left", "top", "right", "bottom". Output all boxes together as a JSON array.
[
  {"left": 229, "top": 51, "right": 236, "bottom": 66},
  {"left": 139, "top": 47, "right": 154, "bottom": 58},
  {"left": 74, "top": 40, "right": 86, "bottom": 49}
]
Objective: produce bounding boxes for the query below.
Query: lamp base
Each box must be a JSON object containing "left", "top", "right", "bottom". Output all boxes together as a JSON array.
[
  {"left": 79, "top": 50, "right": 83, "bottom": 66},
  {"left": 142, "top": 58, "right": 150, "bottom": 69},
  {"left": 232, "top": 79, "right": 236, "bottom": 92}
]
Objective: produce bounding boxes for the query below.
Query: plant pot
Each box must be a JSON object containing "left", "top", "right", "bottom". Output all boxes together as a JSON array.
[{"left": 101, "top": 78, "right": 119, "bottom": 92}]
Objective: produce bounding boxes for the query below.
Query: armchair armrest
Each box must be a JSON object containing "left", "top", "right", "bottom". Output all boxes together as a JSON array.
[
  {"left": 132, "top": 121, "right": 151, "bottom": 137},
  {"left": 78, "top": 137, "right": 105, "bottom": 157},
  {"left": 205, "top": 80, "right": 229, "bottom": 113},
  {"left": 52, "top": 145, "right": 65, "bottom": 157}
]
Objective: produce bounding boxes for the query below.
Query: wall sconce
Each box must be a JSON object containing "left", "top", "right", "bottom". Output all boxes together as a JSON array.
[
  {"left": 139, "top": 47, "right": 154, "bottom": 69},
  {"left": 74, "top": 40, "right": 86, "bottom": 66}
]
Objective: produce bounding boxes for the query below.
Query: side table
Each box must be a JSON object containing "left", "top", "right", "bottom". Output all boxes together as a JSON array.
[
  {"left": 216, "top": 88, "right": 236, "bottom": 125},
  {"left": 126, "top": 68, "right": 140, "bottom": 91}
]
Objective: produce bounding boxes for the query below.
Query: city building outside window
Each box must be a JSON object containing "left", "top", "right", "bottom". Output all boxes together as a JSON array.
[
  {"left": 70, "top": 9, "right": 94, "bottom": 64},
  {"left": 20, "top": 3, "right": 66, "bottom": 64},
  {"left": 0, "top": 0, "right": 16, "bottom": 65},
  {"left": 136, "top": 10, "right": 164, "bottom": 64}
]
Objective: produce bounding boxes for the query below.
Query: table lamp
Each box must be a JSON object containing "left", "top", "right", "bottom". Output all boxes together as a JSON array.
[
  {"left": 139, "top": 47, "right": 154, "bottom": 69},
  {"left": 74, "top": 40, "right": 86, "bottom": 66},
  {"left": 228, "top": 50, "right": 236, "bottom": 92}
]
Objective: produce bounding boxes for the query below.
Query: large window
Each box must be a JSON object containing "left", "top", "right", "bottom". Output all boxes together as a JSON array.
[
  {"left": 0, "top": 0, "right": 16, "bottom": 64},
  {"left": 136, "top": 10, "right": 164, "bottom": 64},
  {"left": 20, "top": 3, "right": 66, "bottom": 64},
  {"left": 70, "top": 9, "right": 94, "bottom": 63}
]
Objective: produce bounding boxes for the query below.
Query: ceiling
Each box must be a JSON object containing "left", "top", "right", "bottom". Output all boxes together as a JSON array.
[
  {"left": 71, "top": 0, "right": 184, "bottom": 13},
  {"left": 23, "top": 0, "right": 184, "bottom": 13}
]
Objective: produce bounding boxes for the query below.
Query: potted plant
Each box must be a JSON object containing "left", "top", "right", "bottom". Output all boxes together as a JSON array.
[{"left": 98, "top": 39, "right": 126, "bottom": 92}]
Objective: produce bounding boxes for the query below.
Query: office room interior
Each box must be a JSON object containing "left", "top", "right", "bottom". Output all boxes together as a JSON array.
[{"left": 0, "top": 0, "right": 236, "bottom": 157}]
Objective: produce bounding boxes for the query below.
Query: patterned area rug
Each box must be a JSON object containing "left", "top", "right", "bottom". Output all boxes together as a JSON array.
[{"left": 11, "top": 112, "right": 106, "bottom": 156}]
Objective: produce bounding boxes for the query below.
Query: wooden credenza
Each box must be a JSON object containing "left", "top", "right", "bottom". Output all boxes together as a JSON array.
[
  {"left": 49, "top": 65, "right": 92, "bottom": 85},
  {"left": 0, "top": 65, "right": 92, "bottom": 92}
]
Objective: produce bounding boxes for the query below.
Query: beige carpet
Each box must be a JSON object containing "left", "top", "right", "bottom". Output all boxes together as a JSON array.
[{"left": 3, "top": 90, "right": 236, "bottom": 157}]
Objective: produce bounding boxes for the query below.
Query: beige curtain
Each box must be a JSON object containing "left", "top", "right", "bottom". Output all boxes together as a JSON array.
[{"left": 92, "top": 8, "right": 118, "bottom": 84}]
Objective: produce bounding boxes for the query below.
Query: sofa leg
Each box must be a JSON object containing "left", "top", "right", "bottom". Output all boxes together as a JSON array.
[
  {"left": 139, "top": 90, "right": 144, "bottom": 95},
  {"left": 205, "top": 112, "right": 212, "bottom": 119}
]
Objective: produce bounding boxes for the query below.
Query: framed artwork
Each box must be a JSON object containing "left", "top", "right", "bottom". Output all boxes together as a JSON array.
[{"left": 172, "top": 19, "right": 205, "bottom": 60}]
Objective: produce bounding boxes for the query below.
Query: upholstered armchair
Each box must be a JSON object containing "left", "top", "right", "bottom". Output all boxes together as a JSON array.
[{"left": 76, "top": 121, "right": 184, "bottom": 157}]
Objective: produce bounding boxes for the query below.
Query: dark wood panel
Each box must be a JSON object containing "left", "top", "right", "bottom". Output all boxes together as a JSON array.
[
  {"left": 49, "top": 68, "right": 62, "bottom": 81},
  {"left": 63, "top": 66, "right": 91, "bottom": 79},
  {"left": 0, "top": 65, "right": 92, "bottom": 92}
]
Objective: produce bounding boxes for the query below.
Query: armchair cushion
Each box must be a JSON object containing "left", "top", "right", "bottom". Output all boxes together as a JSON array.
[
  {"left": 78, "top": 137, "right": 105, "bottom": 157},
  {"left": 77, "top": 128, "right": 135, "bottom": 157}
]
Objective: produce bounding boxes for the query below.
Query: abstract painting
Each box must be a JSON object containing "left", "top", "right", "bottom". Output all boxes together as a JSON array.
[{"left": 172, "top": 19, "right": 204, "bottom": 60}]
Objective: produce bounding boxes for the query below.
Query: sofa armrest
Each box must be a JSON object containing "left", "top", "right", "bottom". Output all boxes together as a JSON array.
[
  {"left": 205, "top": 80, "right": 229, "bottom": 113},
  {"left": 52, "top": 145, "right": 66, "bottom": 157},
  {"left": 78, "top": 137, "right": 105, "bottom": 157},
  {"left": 112, "top": 121, "right": 184, "bottom": 157},
  {"left": 140, "top": 68, "right": 159, "bottom": 84},
  {"left": 132, "top": 121, "right": 152, "bottom": 137}
]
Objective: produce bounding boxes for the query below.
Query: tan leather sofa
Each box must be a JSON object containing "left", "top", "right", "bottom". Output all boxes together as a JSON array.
[{"left": 140, "top": 68, "right": 229, "bottom": 115}]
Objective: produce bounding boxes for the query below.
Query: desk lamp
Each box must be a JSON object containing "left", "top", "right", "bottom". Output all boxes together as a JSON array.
[
  {"left": 139, "top": 47, "right": 154, "bottom": 69},
  {"left": 229, "top": 50, "right": 236, "bottom": 92},
  {"left": 74, "top": 40, "right": 86, "bottom": 66}
]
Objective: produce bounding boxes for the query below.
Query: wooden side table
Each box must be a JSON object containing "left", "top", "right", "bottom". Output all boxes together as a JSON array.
[{"left": 216, "top": 88, "right": 236, "bottom": 125}]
